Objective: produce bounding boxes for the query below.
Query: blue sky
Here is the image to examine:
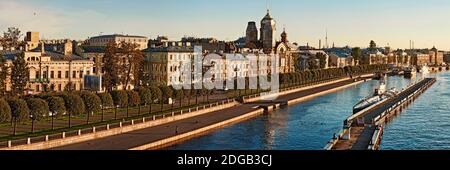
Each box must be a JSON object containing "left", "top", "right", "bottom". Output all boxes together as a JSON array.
[{"left": 1, "top": 0, "right": 449, "bottom": 50}]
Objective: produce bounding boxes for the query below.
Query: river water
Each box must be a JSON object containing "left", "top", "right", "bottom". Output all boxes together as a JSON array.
[{"left": 167, "top": 72, "right": 448, "bottom": 150}]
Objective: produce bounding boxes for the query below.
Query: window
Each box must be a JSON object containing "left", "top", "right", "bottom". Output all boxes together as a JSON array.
[
  {"left": 58, "top": 71, "right": 62, "bottom": 79},
  {"left": 80, "top": 71, "right": 84, "bottom": 78},
  {"left": 73, "top": 71, "right": 76, "bottom": 78},
  {"left": 65, "top": 71, "right": 69, "bottom": 78},
  {"left": 50, "top": 71, "right": 54, "bottom": 79},
  {"left": 58, "top": 84, "right": 62, "bottom": 92},
  {"left": 43, "top": 71, "right": 47, "bottom": 79},
  {"left": 93, "top": 67, "right": 97, "bottom": 74},
  {"left": 36, "top": 85, "right": 40, "bottom": 92},
  {"left": 36, "top": 71, "right": 40, "bottom": 79}
]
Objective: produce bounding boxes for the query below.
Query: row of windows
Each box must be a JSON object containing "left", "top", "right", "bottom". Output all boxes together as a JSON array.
[
  {"left": 34, "top": 83, "right": 82, "bottom": 92},
  {"left": 33, "top": 70, "right": 91, "bottom": 79}
]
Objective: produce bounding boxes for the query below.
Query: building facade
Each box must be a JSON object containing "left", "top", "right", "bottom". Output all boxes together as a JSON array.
[{"left": 86, "top": 34, "right": 148, "bottom": 50}]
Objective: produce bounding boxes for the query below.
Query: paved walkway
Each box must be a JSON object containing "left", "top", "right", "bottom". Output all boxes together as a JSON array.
[{"left": 52, "top": 77, "right": 369, "bottom": 150}]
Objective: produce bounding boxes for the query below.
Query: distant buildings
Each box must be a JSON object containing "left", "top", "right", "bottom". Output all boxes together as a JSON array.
[
  {"left": 1, "top": 32, "right": 94, "bottom": 94},
  {"left": 86, "top": 34, "right": 148, "bottom": 50},
  {"left": 143, "top": 43, "right": 195, "bottom": 86}
]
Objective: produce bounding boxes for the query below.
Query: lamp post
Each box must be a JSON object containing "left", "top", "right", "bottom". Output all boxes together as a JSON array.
[{"left": 115, "top": 105, "right": 119, "bottom": 120}]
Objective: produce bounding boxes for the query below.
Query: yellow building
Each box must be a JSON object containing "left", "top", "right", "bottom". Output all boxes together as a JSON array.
[
  {"left": 1, "top": 42, "right": 94, "bottom": 94},
  {"left": 86, "top": 34, "right": 148, "bottom": 50}
]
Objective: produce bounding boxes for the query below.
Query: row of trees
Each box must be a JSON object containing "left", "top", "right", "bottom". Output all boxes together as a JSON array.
[
  {"left": 0, "top": 83, "right": 220, "bottom": 134},
  {"left": 280, "top": 64, "right": 388, "bottom": 86}
]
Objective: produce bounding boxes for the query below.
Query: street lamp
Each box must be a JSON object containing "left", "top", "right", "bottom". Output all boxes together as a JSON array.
[{"left": 115, "top": 105, "right": 119, "bottom": 120}]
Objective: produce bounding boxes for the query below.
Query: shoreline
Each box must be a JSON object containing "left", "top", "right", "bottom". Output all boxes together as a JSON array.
[{"left": 3, "top": 74, "right": 373, "bottom": 150}]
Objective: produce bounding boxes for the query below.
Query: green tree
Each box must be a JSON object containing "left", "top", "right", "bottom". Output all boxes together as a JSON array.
[
  {"left": 127, "top": 90, "right": 140, "bottom": 107},
  {"left": 0, "top": 98, "right": 11, "bottom": 123},
  {"left": 316, "top": 53, "right": 327, "bottom": 69},
  {"left": 370, "top": 40, "right": 377, "bottom": 49},
  {"left": 127, "top": 90, "right": 140, "bottom": 116},
  {"left": 10, "top": 52, "right": 29, "bottom": 96},
  {"left": 7, "top": 98, "right": 29, "bottom": 135},
  {"left": 0, "top": 57, "right": 9, "bottom": 95},
  {"left": 103, "top": 42, "right": 120, "bottom": 91},
  {"left": 97, "top": 92, "right": 114, "bottom": 108},
  {"left": 27, "top": 98, "right": 49, "bottom": 133},
  {"left": 135, "top": 87, "right": 152, "bottom": 105},
  {"left": 47, "top": 96, "right": 66, "bottom": 130},
  {"left": 110, "top": 90, "right": 128, "bottom": 108},
  {"left": 97, "top": 92, "right": 113, "bottom": 121},
  {"left": 307, "top": 56, "right": 320, "bottom": 70},
  {"left": 160, "top": 86, "right": 174, "bottom": 102},
  {"left": 135, "top": 87, "right": 152, "bottom": 115},
  {"left": 2, "top": 27, "right": 22, "bottom": 49},
  {"left": 149, "top": 86, "right": 162, "bottom": 103},
  {"left": 118, "top": 42, "right": 144, "bottom": 89},
  {"left": 351, "top": 47, "right": 362, "bottom": 65},
  {"left": 174, "top": 89, "right": 184, "bottom": 108},
  {"left": 61, "top": 93, "right": 85, "bottom": 127},
  {"left": 79, "top": 91, "right": 101, "bottom": 124}
]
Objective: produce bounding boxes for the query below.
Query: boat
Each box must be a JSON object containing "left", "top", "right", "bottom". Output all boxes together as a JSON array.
[
  {"left": 353, "top": 76, "right": 397, "bottom": 115},
  {"left": 404, "top": 67, "right": 417, "bottom": 78},
  {"left": 391, "top": 68, "right": 404, "bottom": 75}
]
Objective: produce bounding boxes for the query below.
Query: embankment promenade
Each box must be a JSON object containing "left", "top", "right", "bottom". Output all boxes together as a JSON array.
[{"left": 2, "top": 74, "right": 373, "bottom": 150}]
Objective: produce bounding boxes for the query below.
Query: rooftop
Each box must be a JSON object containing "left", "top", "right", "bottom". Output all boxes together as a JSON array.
[{"left": 90, "top": 34, "right": 147, "bottom": 39}]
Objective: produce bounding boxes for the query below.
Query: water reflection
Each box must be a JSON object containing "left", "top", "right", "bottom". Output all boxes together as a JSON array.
[{"left": 167, "top": 73, "right": 444, "bottom": 150}]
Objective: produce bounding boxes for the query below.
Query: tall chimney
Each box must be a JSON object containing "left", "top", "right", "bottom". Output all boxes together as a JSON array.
[
  {"left": 41, "top": 41, "right": 45, "bottom": 53},
  {"left": 319, "top": 39, "right": 322, "bottom": 49}
]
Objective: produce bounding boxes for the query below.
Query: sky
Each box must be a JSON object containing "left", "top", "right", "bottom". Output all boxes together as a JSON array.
[{"left": 0, "top": 0, "right": 449, "bottom": 50}]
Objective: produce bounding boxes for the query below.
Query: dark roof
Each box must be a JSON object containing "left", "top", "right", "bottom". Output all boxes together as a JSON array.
[
  {"left": 45, "top": 51, "right": 85, "bottom": 61},
  {"left": 143, "top": 46, "right": 194, "bottom": 53},
  {"left": 0, "top": 50, "right": 21, "bottom": 60},
  {"left": 79, "top": 46, "right": 106, "bottom": 53},
  {"left": 90, "top": 34, "right": 147, "bottom": 39}
]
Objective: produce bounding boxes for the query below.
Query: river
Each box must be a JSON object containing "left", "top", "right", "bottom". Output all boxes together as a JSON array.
[{"left": 166, "top": 72, "right": 448, "bottom": 150}]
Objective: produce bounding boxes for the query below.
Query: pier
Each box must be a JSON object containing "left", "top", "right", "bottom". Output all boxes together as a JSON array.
[{"left": 325, "top": 77, "right": 436, "bottom": 150}]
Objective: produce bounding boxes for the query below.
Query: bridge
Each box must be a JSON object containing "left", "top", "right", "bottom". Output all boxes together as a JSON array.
[{"left": 325, "top": 77, "right": 436, "bottom": 150}]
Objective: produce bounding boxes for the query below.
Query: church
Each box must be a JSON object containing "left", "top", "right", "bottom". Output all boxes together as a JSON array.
[{"left": 243, "top": 9, "right": 296, "bottom": 73}]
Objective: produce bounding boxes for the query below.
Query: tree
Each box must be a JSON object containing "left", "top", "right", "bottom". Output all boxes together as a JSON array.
[
  {"left": 47, "top": 96, "right": 65, "bottom": 130},
  {"left": 136, "top": 87, "right": 152, "bottom": 115},
  {"left": 316, "top": 53, "right": 327, "bottom": 69},
  {"left": 2, "top": 27, "right": 22, "bottom": 49},
  {"left": 0, "top": 98, "right": 11, "bottom": 123},
  {"left": 110, "top": 90, "right": 128, "bottom": 108},
  {"left": 97, "top": 92, "right": 113, "bottom": 121},
  {"left": 127, "top": 90, "right": 140, "bottom": 116},
  {"left": 61, "top": 93, "right": 85, "bottom": 127},
  {"left": 307, "top": 56, "right": 320, "bottom": 70},
  {"left": 135, "top": 87, "right": 152, "bottom": 105},
  {"left": 27, "top": 98, "right": 49, "bottom": 133},
  {"left": 97, "top": 92, "right": 114, "bottom": 108},
  {"left": 370, "top": 40, "right": 377, "bottom": 49},
  {"left": 351, "top": 47, "right": 362, "bottom": 65},
  {"left": 118, "top": 42, "right": 144, "bottom": 89},
  {"left": 79, "top": 91, "right": 101, "bottom": 124},
  {"left": 0, "top": 57, "right": 9, "bottom": 95},
  {"left": 159, "top": 86, "right": 174, "bottom": 102},
  {"left": 174, "top": 89, "right": 184, "bottom": 108},
  {"left": 149, "top": 86, "right": 162, "bottom": 104},
  {"left": 7, "top": 98, "right": 29, "bottom": 135},
  {"left": 103, "top": 42, "right": 120, "bottom": 91},
  {"left": 10, "top": 52, "right": 29, "bottom": 96}
]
